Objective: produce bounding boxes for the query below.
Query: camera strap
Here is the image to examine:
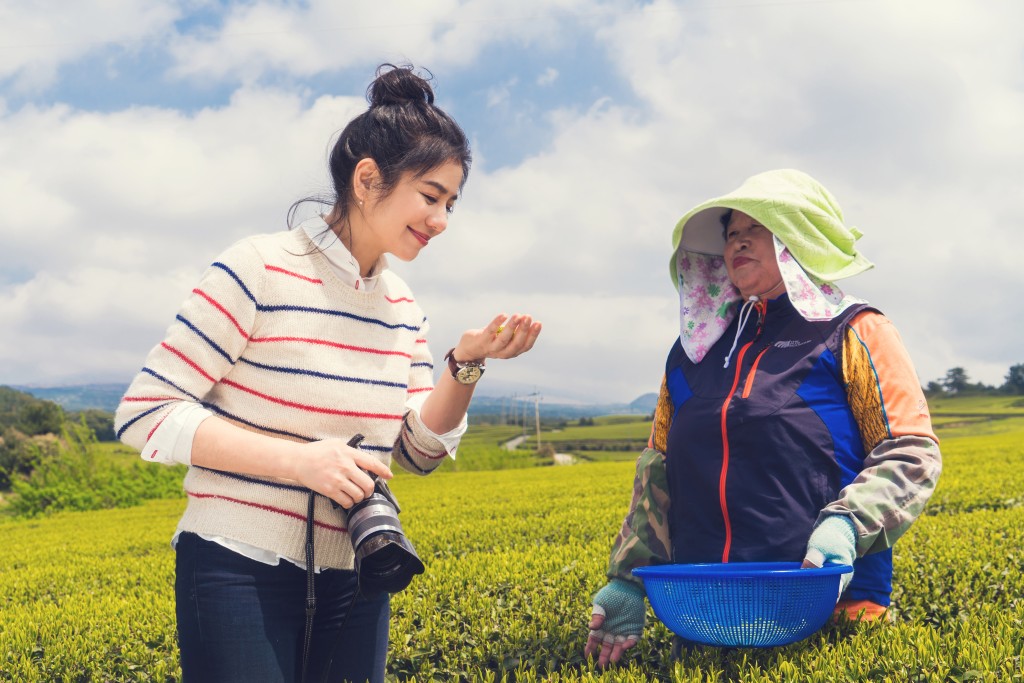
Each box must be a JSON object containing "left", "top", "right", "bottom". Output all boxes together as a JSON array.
[
  {"left": 301, "top": 490, "right": 317, "bottom": 683},
  {"left": 300, "top": 434, "right": 365, "bottom": 683}
]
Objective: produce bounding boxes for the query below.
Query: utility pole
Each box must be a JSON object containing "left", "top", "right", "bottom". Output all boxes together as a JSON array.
[
  {"left": 534, "top": 392, "right": 541, "bottom": 451},
  {"left": 519, "top": 394, "right": 526, "bottom": 437},
  {"left": 518, "top": 391, "right": 542, "bottom": 451}
]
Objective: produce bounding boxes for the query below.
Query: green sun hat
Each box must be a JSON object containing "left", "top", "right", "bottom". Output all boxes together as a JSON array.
[{"left": 669, "top": 169, "right": 874, "bottom": 288}]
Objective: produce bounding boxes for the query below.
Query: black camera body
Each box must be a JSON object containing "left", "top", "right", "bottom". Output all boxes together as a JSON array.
[{"left": 342, "top": 435, "right": 425, "bottom": 595}]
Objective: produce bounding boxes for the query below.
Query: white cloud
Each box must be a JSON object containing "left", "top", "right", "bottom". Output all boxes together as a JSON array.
[
  {"left": 0, "top": 0, "right": 180, "bottom": 91},
  {"left": 537, "top": 67, "right": 558, "bottom": 86},
  {"left": 166, "top": 0, "right": 614, "bottom": 83},
  {"left": 0, "top": 87, "right": 366, "bottom": 384},
  {"left": 2, "top": 0, "right": 1021, "bottom": 400},
  {"left": 407, "top": 0, "right": 1024, "bottom": 395},
  {"left": 486, "top": 78, "right": 519, "bottom": 108}
]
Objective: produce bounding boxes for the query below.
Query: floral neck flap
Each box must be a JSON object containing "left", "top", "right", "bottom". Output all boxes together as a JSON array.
[{"left": 677, "top": 236, "right": 866, "bottom": 364}]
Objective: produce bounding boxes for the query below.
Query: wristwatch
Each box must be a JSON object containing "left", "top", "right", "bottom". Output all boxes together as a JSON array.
[{"left": 444, "top": 348, "right": 485, "bottom": 385}]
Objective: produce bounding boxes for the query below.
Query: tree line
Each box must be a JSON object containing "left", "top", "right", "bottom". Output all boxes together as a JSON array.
[{"left": 924, "top": 363, "right": 1024, "bottom": 397}]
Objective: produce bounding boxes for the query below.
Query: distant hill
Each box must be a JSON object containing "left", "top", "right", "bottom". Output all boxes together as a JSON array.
[
  {"left": 10, "top": 383, "right": 655, "bottom": 419},
  {"left": 628, "top": 392, "right": 659, "bottom": 414},
  {"left": 466, "top": 393, "right": 654, "bottom": 420},
  {"left": 10, "top": 383, "right": 128, "bottom": 413}
]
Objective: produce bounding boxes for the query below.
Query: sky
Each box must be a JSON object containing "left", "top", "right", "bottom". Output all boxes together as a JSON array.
[{"left": 1, "top": 0, "right": 1022, "bottom": 405}]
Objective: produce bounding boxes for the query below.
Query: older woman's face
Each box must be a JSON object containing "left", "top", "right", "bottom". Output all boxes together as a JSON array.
[{"left": 723, "top": 211, "right": 784, "bottom": 300}]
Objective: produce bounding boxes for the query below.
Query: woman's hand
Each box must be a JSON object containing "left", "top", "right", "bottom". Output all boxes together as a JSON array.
[
  {"left": 292, "top": 439, "right": 393, "bottom": 509},
  {"left": 452, "top": 313, "right": 542, "bottom": 361}
]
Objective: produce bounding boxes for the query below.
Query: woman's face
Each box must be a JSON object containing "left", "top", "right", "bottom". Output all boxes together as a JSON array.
[
  {"left": 723, "top": 211, "right": 784, "bottom": 300},
  {"left": 363, "top": 160, "right": 464, "bottom": 263}
]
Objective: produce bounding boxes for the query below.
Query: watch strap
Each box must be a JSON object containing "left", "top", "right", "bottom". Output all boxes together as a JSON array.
[{"left": 444, "top": 348, "right": 485, "bottom": 383}]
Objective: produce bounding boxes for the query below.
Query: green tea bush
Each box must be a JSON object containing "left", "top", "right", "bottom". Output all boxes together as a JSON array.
[{"left": 1, "top": 422, "right": 1023, "bottom": 681}]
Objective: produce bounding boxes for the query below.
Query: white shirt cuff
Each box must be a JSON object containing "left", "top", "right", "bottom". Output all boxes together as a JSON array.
[
  {"left": 140, "top": 403, "right": 214, "bottom": 466},
  {"left": 404, "top": 403, "right": 467, "bottom": 460}
]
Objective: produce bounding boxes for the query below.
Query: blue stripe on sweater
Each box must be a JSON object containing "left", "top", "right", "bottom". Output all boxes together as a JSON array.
[
  {"left": 237, "top": 357, "right": 408, "bottom": 389},
  {"left": 177, "top": 314, "right": 234, "bottom": 364},
  {"left": 395, "top": 436, "right": 429, "bottom": 474},
  {"left": 202, "top": 403, "right": 314, "bottom": 442},
  {"left": 192, "top": 465, "right": 309, "bottom": 493},
  {"left": 141, "top": 368, "right": 200, "bottom": 401},
  {"left": 212, "top": 261, "right": 421, "bottom": 332},
  {"left": 411, "top": 362, "right": 433, "bottom": 369},
  {"left": 115, "top": 402, "right": 171, "bottom": 439},
  {"left": 201, "top": 403, "right": 393, "bottom": 454},
  {"left": 258, "top": 304, "right": 421, "bottom": 330},
  {"left": 212, "top": 261, "right": 258, "bottom": 303}
]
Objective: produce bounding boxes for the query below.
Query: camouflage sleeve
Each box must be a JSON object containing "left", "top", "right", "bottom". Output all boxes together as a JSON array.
[
  {"left": 820, "top": 312, "right": 942, "bottom": 556},
  {"left": 607, "top": 377, "right": 673, "bottom": 587}
]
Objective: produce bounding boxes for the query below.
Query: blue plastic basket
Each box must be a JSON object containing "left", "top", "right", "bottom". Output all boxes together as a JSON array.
[{"left": 633, "top": 562, "right": 853, "bottom": 647}]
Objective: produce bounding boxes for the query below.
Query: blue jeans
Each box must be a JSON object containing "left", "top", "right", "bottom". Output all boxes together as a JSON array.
[{"left": 175, "top": 532, "right": 390, "bottom": 683}]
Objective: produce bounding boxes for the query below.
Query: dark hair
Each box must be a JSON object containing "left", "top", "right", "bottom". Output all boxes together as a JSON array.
[
  {"left": 719, "top": 209, "right": 734, "bottom": 241},
  {"left": 289, "top": 64, "right": 472, "bottom": 235}
]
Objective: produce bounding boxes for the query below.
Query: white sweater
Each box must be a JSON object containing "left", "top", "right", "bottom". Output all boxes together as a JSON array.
[{"left": 116, "top": 228, "right": 454, "bottom": 569}]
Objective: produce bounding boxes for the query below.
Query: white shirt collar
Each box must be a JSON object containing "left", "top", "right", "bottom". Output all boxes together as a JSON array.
[{"left": 300, "top": 215, "right": 389, "bottom": 292}]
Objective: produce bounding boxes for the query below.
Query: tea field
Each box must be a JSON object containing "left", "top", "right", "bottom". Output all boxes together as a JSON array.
[{"left": 1, "top": 416, "right": 1023, "bottom": 681}]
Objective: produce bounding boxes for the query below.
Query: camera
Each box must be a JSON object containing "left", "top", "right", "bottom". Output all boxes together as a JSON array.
[{"left": 342, "top": 435, "right": 425, "bottom": 595}]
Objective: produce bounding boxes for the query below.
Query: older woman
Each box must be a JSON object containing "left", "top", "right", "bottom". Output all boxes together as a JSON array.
[{"left": 585, "top": 169, "right": 941, "bottom": 666}]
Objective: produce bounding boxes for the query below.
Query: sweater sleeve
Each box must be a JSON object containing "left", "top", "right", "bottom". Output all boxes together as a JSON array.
[
  {"left": 606, "top": 375, "right": 673, "bottom": 587},
  {"left": 820, "top": 310, "right": 942, "bottom": 556},
  {"left": 390, "top": 317, "right": 455, "bottom": 476},
  {"left": 114, "top": 239, "right": 263, "bottom": 454}
]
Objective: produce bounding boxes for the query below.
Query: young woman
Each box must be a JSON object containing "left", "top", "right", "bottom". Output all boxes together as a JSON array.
[{"left": 115, "top": 64, "right": 541, "bottom": 683}]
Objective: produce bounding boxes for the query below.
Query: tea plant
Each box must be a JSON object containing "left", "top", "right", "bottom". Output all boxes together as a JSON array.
[{"left": 1, "top": 421, "right": 1023, "bottom": 681}]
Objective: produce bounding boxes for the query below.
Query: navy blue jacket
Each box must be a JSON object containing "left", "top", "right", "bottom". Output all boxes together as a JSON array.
[{"left": 664, "top": 295, "right": 892, "bottom": 604}]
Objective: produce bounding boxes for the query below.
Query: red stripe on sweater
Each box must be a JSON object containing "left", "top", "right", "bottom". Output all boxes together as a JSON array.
[
  {"left": 147, "top": 414, "right": 169, "bottom": 441},
  {"left": 407, "top": 387, "right": 433, "bottom": 394},
  {"left": 401, "top": 436, "right": 446, "bottom": 462},
  {"left": 186, "top": 491, "right": 347, "bottom": 532},
  {"left": 248, "top": 336, "right": 412, "bottom": 358},
  {"left": 415, "top": 338, "right": 427, "bottom": 344},
  {"left": 219, "top": 378, "right": 403, "bottom": 420},
  {"left": 265, "top": 265, "right": 323, "bottom": 284},
  {"left": 385, "top": 296, "right": 415, "bottom": 303},
  {"left": 193, "top": 288, "right": 249, "bottom": 338},
  {"left": 161, "top": 343, "right": 216, "bottom": 383}
]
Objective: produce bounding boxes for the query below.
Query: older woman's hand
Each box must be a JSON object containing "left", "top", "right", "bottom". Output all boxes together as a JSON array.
[
  {"left": 584, "top": 579, "right": 646, "bottom": 667},
  {"left": 802, "top": 515, "right": 857, "bottom": 595}
]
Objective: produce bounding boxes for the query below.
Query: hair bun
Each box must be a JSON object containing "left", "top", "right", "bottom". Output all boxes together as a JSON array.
[{"left": 367, "top": 64, "right": 435, "bottom": 107}]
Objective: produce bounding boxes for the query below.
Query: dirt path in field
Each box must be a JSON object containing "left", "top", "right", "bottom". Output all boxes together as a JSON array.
[{"left": 501, "top": 435, "right": 529, "bottom": 450}]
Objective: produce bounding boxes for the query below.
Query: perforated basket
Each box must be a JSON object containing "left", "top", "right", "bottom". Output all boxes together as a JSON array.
[{"left": 632, "top": 562, "right": 852, "bottom": 647}]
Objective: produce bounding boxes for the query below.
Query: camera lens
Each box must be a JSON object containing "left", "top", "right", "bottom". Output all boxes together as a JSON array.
[
  {"left": 344, "top": 482, "right": 424, "bottom": 594},
  {"left": 353, "top": 532, "right": 425, "bottom": 593}
]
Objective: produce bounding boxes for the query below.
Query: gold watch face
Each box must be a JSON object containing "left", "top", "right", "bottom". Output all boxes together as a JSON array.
[{"left": 456, "top": 365, "right": 483, "bottom": 384}]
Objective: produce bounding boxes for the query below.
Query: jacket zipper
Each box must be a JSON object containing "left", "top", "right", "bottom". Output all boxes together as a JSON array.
[
  {"left": 717, "top": 300, "right": 767, "bottom": 562},
  {"left": 741, "top": 346, "right": 770, "bottom": 398}
]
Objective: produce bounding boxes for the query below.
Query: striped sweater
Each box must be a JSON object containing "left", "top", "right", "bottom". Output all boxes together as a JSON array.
[{"left": 115, "top": 228, "right": 450, "bottom": 570}]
